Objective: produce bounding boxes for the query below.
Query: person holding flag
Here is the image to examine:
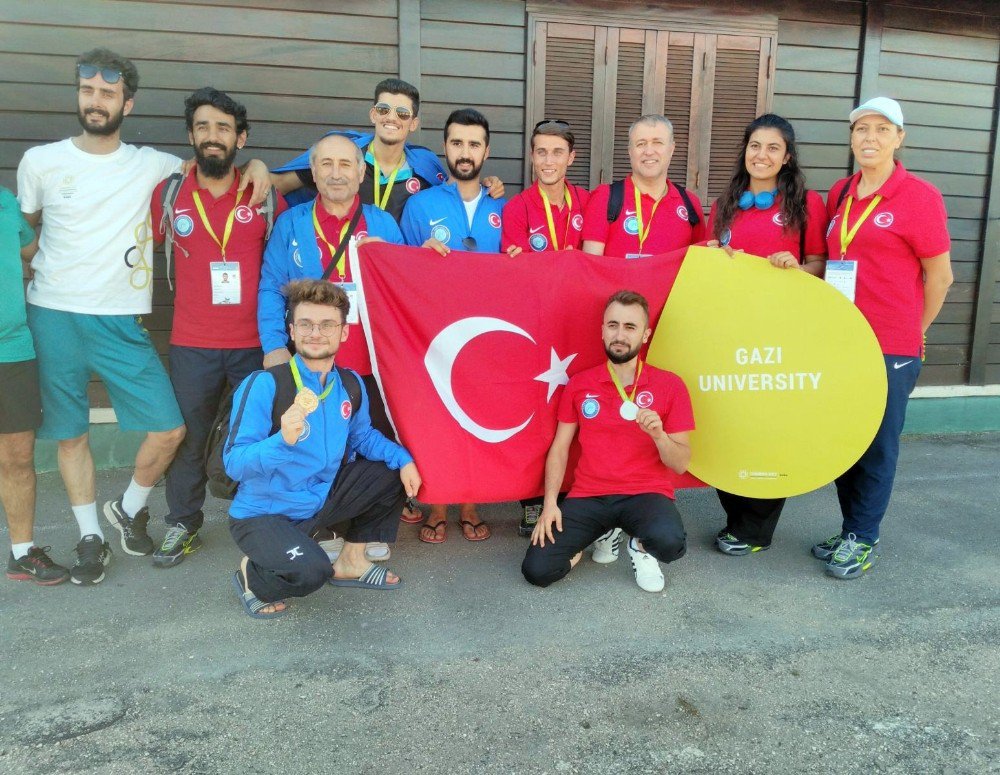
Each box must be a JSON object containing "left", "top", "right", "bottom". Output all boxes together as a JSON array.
[
  {"left": 522, "top": 290, "right": 693, "bottom": 593},
  {"left": 705, "top": 113, "right": 828, "bottom": 558}
]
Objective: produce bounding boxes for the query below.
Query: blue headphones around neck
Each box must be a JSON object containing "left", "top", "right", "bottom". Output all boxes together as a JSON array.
[{"left": 738, "top": 189, "right": 777, "bottom": 210}]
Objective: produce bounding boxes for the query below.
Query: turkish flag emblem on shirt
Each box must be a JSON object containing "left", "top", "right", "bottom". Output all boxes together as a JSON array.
[{"left": 355, "top": 243, "right": 702, "bottom": 503}]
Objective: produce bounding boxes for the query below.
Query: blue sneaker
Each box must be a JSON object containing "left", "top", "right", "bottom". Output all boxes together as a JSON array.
[{"left": 825, "top": 533, "right": 878, "bottom": 579}]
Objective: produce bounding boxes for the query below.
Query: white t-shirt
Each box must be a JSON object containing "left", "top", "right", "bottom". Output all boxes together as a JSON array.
[
  {"left": 463, "top": 191, "right": 483, "bottom": 228},
  {"left": 17, "top": 138, "right": 181, "bottom": 315}
]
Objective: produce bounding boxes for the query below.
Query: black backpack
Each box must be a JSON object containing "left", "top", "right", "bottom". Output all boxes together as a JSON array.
[
  {"left": 606, "top": 178, "right": 701, "bottom": 227},
  {"left": 204, "top": 362, "right": 362, "bottom": 500}
]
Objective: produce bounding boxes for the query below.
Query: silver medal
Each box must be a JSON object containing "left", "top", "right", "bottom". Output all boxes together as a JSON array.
[{"left": 619, "top": 400, "right": 639, "bottom": 421}]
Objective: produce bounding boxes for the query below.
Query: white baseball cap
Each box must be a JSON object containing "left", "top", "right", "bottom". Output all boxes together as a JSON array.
[{"left": 849, "top": 97, "right": 904, "bottom": 128}]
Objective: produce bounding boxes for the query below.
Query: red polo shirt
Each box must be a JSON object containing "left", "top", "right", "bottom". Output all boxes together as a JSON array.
[
  {"left": 706, "top": 190, "right": 829, "bottom": 260},
  {"left": 582, "top": 177, "right": 705, "bottom": 257},
  {"left": 558, "top": 362, "right": 695, "bottom": 499},
  {"left": 312, "top": 195, "right": 373, "bottom": 375},
  {"left": 151, "top": 168, "right": 287, "bottom": 348},
  {"left": 501, "top": 181, "right": 590, "bottom": 252},
  {"left": 826, "top": 162, "right": 950, "bottom": 356}
]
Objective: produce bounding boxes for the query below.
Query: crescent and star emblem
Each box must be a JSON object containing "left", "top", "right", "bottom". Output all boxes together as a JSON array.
[{"left": 424, "top": 317, "right": 576, "bottom": 444}]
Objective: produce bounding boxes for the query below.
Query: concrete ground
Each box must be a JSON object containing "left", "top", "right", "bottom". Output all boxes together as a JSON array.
[{"left": 1, "top": 433, "right": 997, "bottom": 775}]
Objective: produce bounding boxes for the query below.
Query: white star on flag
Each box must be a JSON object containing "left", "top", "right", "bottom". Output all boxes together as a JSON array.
[{"left": 534, "top": 348, "right": 577, "bottom": 402}]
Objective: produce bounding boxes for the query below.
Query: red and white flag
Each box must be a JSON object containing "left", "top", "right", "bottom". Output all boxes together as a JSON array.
[{"left": 354, "top": 243, "right": 702, "bottom": 503}]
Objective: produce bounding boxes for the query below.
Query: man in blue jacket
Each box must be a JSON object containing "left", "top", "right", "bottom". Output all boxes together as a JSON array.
[{"left": 226, "top": 279, "right": 422, "bottom": 618}]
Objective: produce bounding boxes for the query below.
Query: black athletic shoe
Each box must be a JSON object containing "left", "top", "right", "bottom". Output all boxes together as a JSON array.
[
  {"left": 103, "top": 498, "right": 154, "bottom": 556},
  {"left": 6, "top": 546, "right": 70, "bottom": 585},
  {"left": 70, "top": 534, "right": 113, "bottom": 585},
  {"left": 518, "top": 504, "right": 541, "bottom": 537},
  {"left": 152, "top": 525, "right": 202, "bottom": 568}
]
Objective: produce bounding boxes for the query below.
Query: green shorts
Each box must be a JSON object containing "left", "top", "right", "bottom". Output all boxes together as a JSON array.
[{"left": 27, "top": 305, "right": 183, "bottom": 440}]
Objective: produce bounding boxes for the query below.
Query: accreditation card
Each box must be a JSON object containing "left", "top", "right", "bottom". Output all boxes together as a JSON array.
[
  {"left": 824, "top": 260, "right": 857, "bottom": 303},
  {"left": 210, "top": 262, "right": 241, "bottom": 305}
]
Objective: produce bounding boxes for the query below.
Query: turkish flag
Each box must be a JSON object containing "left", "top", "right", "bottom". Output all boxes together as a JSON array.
[{"left": 354, "top": 243, "right": 704, "bottom": 503}]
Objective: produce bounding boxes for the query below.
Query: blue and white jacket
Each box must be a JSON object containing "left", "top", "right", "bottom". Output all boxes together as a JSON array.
[{"left": 400, "top": 183, "right": 505, "bottom": 252}]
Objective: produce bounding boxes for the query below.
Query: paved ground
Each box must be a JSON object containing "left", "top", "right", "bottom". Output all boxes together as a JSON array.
[{"left": 1, "top": 433, "right": 997, "bottom": 775}]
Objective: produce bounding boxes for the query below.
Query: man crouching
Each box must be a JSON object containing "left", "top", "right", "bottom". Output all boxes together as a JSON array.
[{"left": 224, "top": 279, "right": 421, "bottom": 617}]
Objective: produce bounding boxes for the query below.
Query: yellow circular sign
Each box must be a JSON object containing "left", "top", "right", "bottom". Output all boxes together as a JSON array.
[{"left": 647, "top": 246, "right": 887, "bottom": 497}]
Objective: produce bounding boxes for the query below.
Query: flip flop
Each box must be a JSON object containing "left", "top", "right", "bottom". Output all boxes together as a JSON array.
[
  {"left": 231, "top": 569, "right": 287, "bottom": 619},
  {"left": 400, "top": 504, "right": 424, "bottom": 524},
  {"left": 328, "top": 563, "right": 402, "bottom": 590},
  {"left": 419, "top": 518, "right": 447, "bottom": 544},
  {"left": 459, "top": 518, "right": 491, "bottom": 542}
]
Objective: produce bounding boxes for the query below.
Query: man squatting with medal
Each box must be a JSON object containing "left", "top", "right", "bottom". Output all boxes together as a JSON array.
[
  {"left": 521, "top": 291, "right": 694, "bottom": 594},
  {"left": 225, "top": 279, "right": 422, "bottom": 618}
]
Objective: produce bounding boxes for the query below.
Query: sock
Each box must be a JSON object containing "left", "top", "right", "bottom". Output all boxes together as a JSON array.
[
  {"left": 121, "top": 478, "right": 154, "bottom": 519},
  {"left": 72, "top": 503, "right": 103, "bottom": 540},
  {"left": 11, "top": 541, "right": 34, "bottom": 560}
]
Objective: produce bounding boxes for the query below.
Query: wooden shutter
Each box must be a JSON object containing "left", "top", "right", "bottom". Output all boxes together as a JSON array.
[
  {"left": 610, "top": 29, "right": 651, "bottom": 180},
  {"left": 663, "top": 32, "right": 696, "bottom": 189}
]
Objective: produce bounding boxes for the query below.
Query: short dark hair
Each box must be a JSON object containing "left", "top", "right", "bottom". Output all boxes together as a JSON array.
[
  {"left": 374, "top": 77, "right": 420, "bottom": 116},
  {"left": 76, "top": 48, "right": 139, "bottom": 100},
  {"left": 444, "top": 108, "right": 490, "bottom": 145},
  {"left": 604, "top": 290, "right": 650, "bottom": 323},
  {"left": 284, "top": 279, "right": 350, "bottom": 324},
  {"left": 184, "top": 87, "right": 249, "bottom": 135},
  {"left": 531, "top": 120, "right": 575, "bottom": 152}
]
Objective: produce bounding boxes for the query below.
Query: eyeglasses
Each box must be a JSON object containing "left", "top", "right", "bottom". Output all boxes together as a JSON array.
[
  {"left": 374, "top": 103, "right": 413, "bottom": 121},
  {"left": 533, "top": 119, "right": 571, "bottom": 130},
  {"left": 77, "top": 64, "right": 123, "bottom": 84},
  {"left": 293, "top": 320, "right": 344, "bottom": 336}
]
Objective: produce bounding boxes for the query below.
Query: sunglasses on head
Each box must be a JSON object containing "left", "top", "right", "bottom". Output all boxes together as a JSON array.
[
  {"left": 534, "top": 119, "right": 571, "bottom": 130},
  {"left": 373, "top": 102, "right": 413, "bottom": 121},
  {"left": 77, "top": 64, "right": 123, "bottom": 84}
]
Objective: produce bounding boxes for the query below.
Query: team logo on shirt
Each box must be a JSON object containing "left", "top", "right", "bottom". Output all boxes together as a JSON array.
[
  {"left": 636, "top": 390, "right": 654, "bottom": 408},
  {"left": 406, "top": 177, "right": 421, "bottom": 194},
  {"left": 719, "top": 228, "right": 732, "bottom": 247},
  {"left": 623, "top": 211, "right": 639, "bottom": 235},
  {"left": 436, "top": 172, "right": 446, "bottom": 182},
  {"left": 581, "top": 398, "right": 600, "bottom": 419},
  {"left": 341, "top": 399, "right": 352, "bottom": 419},
  {"left": 173, "top": 214, "right": 194, "bottom": 237},
  {"left": 529, "top": 233, "right": 549, "bottom": 251},
  {"left": 431, "top": 224, "right": 451, "bottom": 243},
  {"left": 235, "top": 205, "right": 254, "bottom": 224},
  {"left": 356, "top": 230, "right": 368, "bottom": 240},
  {"left": 298, "top": 420, "right": 311, "bottom": 442},
  {"left": 676, "top": 206, "right": 689, "bottom": 222},
  {"left": 488, "top": 213, "right": 502, "bottom": 229},
  {"left": 826, "top": 216, "right": 838, "bottom": 238},
  {"left": 293, "top": 248, "right": 303, "bottom": 268},
  {"left": 874, "top": 212, "right": 894, "bottom": 228},
  {"left": 772, "top": 212, "right": 785, "bottom": 226},
  {"left": 571, "top": 213, "right": 583, "bottom": 231}
]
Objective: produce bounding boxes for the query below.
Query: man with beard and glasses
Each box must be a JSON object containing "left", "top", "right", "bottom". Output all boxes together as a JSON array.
[
  {"left": 16, "top": 49, "right": 272, "bottom": 585},
  {"left": 147, "top": 87, "right": 287, "bottom": 568},
  {"left": 521, "top": 291, "right": 694, "bottom": 594},
  {"left": 399, "top": 108, "right": 513, "bottom": 545}
]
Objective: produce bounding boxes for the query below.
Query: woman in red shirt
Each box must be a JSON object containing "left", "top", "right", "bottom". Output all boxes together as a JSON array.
[
  {"left": 813, "top": 97, "right": 952, "bottom": 579},
  {"left": 706, "top": 113, "right": 829, "bottom": 557}
]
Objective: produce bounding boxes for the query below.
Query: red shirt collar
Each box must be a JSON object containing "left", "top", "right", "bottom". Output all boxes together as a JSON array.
[
  {"left": 315, "top": 194, "right": 361, "bottom": 230},
  {"left": 187, "top": 166, "right": 243, "bottom": 202},
  {"left": 846, "top": 160, "right": 907, "bottom": 201}
]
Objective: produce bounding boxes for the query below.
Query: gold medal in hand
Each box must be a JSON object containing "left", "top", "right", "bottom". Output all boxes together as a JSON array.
[{"left": 294, "top": 388, "right": 320, "bottom": 415}]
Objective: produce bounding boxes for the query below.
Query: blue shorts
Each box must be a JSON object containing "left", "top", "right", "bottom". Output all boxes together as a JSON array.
[{"left": 27, "top": 305, "right": 183, "bottom": 440}]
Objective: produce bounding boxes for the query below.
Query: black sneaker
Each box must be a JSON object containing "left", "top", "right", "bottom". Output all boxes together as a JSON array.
[
  {"left": 519, "top": 504, "right": 542, "bottom": 537},
  {"left": 103, "top": 498, "right": 154, "bottom": 556},
  {"left": 70, "top": 535, "right": 113, "bottom": 585},
  {"left": 152, "top": 524, "right": 202, "bottom": 568},
  {"left": 715, "top": 530, "right": 769, "bottom": 556},
  {"left": 6, "top": 546, "right": 70, "bottom": 585}
]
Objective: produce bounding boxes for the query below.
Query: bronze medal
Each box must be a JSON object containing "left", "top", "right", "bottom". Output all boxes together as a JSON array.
[{"left": 294, "top": 388, "right": 320, "bottom": 415}]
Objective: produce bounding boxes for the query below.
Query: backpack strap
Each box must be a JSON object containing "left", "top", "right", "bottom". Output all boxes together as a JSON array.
[
  {"left": 335, "top": 366, "right": 363, "bottom": 469},
  {"left": 268, "top": 361, "right": 298, "bottom": 432},
  {"left": 836, "top": 177, "right": 853, "bottom": 209},
  {"left": 606, "top": 179, "right": 626, "bottom": 223},
  {"left": 224, "top": 370, "right": 263, "bottom": 455},
  {"left": 256, "top": 186, "right": 278, "bottom": 242},
  {"left": 675, "top": 184, "right": 701, "bottom": 227},
  {"left": 159, "top": 172, "right": 186, "bottom": 291},
  {"left": 320, "top": 205, "right": 364, "bottom": 281},
  {"left": 799, "top": 214, "right": 807, "bottom": 261}
]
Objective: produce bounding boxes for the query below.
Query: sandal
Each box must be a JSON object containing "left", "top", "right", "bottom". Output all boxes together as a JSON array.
[
  {"left": 400, "top": 498, "right": 424, "bottom": 525},
  {"left": 459, "top": 518, "right": 491, "bottom": 542},
  {"left": 329, "top": 562, "right": 402, "bottom": 590},
  {"left": 418, "top": 517, "right": 447, "bottom": 544},
  {"left": 231, "top": 567, "right": 287, "bottom": 619}
]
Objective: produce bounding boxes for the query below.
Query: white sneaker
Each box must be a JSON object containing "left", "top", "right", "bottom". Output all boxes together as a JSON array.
[
  {"left": 626, "top": 537, "right": 664, "bottom": 593},
  {"left": 591, "top": 528, "right": 624, "bottom": 564},
  {"left": 318, "top": 536, "right": 344, "bottom": 562},
  {"left": 365, "top": 542, "right": 391, "bottom": 562}
]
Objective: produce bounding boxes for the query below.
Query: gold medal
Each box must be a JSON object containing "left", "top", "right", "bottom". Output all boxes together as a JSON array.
[{"left": 294, "top": 388, "right": 320, "bottom": 414}]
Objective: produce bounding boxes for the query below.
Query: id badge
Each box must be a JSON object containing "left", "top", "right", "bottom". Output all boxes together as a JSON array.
[
  {"left": 825, "top": 260, "right": 858, "bottom": 303},
  {"left": 337, "top": 282, "right": 360, "bottom": 324},
  {"left": 210, "top": 262, "right": 241, "bottom": 305},
  {"left": 624, "top": 253, "right": 652, "bottom": 260}
]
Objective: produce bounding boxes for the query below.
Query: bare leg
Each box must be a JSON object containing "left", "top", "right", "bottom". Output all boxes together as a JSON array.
[
  {"left": 57, "top": 433, "right": 95, "bottom": 506},
  {"left": 132, "top": 425, "right": 185, "bottom": 487},
  {"left": 0, "top": 431, "right": 36, "bottom": 544},
  {"left": 459, "top": 503, "right": 490, "bottom": 540},
  {"left": 333, "top": 541, "right": 399, "bottom": 584},
  {"left": 239, "top": 556, "right": 286, "bottom": 614}
]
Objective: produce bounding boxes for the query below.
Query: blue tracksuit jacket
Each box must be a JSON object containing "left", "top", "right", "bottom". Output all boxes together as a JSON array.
[{"left": 400, "top": 183, "right": 505, "bottom": 252}]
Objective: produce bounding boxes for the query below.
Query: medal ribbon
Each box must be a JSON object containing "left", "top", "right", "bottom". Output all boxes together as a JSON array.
[
  {"left": 607, "top": 359, "right": 644, "bottom": 406},
  {"left": 312, "top": 200, "right": 354, "bottom": 280},
  {"left": 191, "top": 188, "right": 241, "bottom": 261},
  {"left": 371, "top": 145, "right": 402, "bottom": 210},
  {"left": 634, "top": 181, "right": 668, "bottom": 253},
  {"left": 540, "top": 186, "right": 573, "bottom": 250},
  {"left": 839, "top": 194, "right": 883, "bottom": 259},
  {"left": 289, "top": 356, "right": 336, "bottom": 402}
]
